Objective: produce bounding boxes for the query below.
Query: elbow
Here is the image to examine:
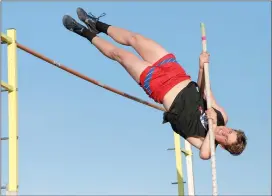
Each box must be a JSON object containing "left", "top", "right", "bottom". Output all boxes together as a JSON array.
[
  {"left": 199, "top": 151, "right": 211, "bottom": 160},
  {"left": 224, "top": 113, "right": 229, "bottom": 124}
]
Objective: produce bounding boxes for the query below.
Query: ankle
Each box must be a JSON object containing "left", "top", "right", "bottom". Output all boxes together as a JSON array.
[
  {"left": 96, "top": 21, "right": 111, "bottom": 34},
  {"left": 82, "top": 28, "right": 97, "bottom": 43}
]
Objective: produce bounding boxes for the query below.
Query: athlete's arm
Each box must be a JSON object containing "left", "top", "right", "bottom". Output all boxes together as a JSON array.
[
  {"left": 199, "top": 108, "right": 218, "bottom": 160},
  {"left": 207, "top": 92, "right": 229, "bottom": 124},
  {"left": 203, "top": 90, "right": 229, "bottom": 125},
  {"left": 199, "top": 133, "right": 212, "bottom": 160},
  {"left": 187, "top": 133, "right": 214, "bottom": 160},
  {"left": 197, "top": 52, "right": 207, "bottom": 94},
  {"left": 197, "top": 52, "right": 228, "bottom": 124}
]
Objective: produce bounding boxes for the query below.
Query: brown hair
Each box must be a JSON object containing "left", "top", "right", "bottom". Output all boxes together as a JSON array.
[{"left": 225, "top": 129, "right": 247, "bottom": 156}]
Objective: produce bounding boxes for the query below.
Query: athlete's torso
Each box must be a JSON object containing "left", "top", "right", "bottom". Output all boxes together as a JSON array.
[
  {"left": 162, "top": 79, "right": 191, "bottom": 111},
  {"left": 163, "top": 81, "right": 225, "bottom": 139}
]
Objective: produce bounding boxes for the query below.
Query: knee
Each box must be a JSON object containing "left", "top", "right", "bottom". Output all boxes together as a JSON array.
[
  {"left": 127, "top": 33, "right": 144, "bottom": 46},
  {"left": 109, "top": 48, "right": 124, "bottom": 63}
]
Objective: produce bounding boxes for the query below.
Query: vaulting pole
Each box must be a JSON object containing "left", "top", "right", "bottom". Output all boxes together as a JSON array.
[{"left": 200, "top": 23, "right": 218, "bottom": 196}]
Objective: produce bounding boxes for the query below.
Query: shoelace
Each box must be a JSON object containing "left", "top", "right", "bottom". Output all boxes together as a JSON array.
[{"left": 87, "top": 12, "right": 106, "bottom": 21}]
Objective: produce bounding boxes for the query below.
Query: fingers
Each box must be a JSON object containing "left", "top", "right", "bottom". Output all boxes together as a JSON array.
[
  {"left": 201, "top": 51, "right": 210, "bottom": 55},
  {"left": 206, "top": 110, "right": 213, "bottom": 119},
  {"left": 205, "top": 108, "right": 217, "bottom": 122},
  {"left": 206, "top": 108, "right": 216, "bottom": 117},
  {"left": 200, "top": 52, "right": 210, "bottom": 64}
]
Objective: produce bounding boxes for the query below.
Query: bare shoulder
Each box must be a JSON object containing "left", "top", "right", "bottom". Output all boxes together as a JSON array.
[
  {"left": 213, "top": 103, "right": 229, "bottom": 124},
  {"left": 202, "top": 92, "right": 228, "bottom": 124}
]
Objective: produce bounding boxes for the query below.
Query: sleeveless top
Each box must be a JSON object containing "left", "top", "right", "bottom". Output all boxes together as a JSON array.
[{"left": 163, "top": 81, "right": 225, "bottom": 139}]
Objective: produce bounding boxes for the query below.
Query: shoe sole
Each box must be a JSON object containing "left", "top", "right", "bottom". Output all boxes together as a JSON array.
[
  {"left": 62, "top": 15, "right": 86, "bottom": 34},
  {"left": 62, "top": 15, "right": 75, "bottom": 30},
  {"left": 76, "top": 7, "right": 98, "bottom": 33},
  {"left": 77, "top": 7, "right": 88, "bottom": 22}
]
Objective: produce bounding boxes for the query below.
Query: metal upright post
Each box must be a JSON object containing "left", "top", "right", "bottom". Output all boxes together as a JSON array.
[
  {"left": 173, "top": 133, "right": 184, "bottom": 196},
  {"left": 1, "top": 31, "right": 17, "bottom": 196},
  {"left": 6, "top": 29, "right": 19, "bottom": 196}
]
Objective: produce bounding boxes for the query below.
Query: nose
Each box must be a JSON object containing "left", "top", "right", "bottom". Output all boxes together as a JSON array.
[{"left": 222, "top": 130, "right": 229, "bottom": 136}]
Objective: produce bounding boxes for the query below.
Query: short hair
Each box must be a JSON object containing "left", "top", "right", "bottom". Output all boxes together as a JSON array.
[{"left": 225, "top": 129, "right": 247, "bottom": 156}]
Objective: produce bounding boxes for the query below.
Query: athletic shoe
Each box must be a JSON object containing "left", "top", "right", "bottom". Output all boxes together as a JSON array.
[
  {"left": 62, "top": 15, "right": 88, "bottom": 37},
  {"left": 76, "top": 7, "right": 105, "bottom": 34}
]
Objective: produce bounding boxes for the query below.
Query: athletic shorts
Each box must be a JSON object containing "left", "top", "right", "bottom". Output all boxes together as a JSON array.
[{"left": 139, "top": 53, "right": 191, "bottom": 103}]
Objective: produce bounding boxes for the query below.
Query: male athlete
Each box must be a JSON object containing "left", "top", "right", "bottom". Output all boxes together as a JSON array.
[{"left": 62, "top": 7, "right": 247, "bottom": 160}]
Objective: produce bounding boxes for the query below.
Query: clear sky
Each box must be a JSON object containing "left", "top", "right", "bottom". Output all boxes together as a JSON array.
[{"left": 1, "top": 1, "right": 271, "bottom": 195}]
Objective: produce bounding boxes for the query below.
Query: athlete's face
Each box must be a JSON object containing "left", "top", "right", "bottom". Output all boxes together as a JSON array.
[{"left": 214, "top": 126, "right": 237, "bottom": 146}]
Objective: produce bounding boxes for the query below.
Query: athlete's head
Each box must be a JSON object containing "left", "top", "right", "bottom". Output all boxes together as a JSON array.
[{"left": 214, "top": 126, "right": 247, "bottom": 156}]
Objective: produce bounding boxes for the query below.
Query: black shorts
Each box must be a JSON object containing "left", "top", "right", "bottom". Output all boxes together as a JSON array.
[{"left": 163, "top": 81, "right": 225, "bottom": 139}]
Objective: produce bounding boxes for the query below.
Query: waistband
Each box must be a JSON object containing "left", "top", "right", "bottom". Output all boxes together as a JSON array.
[{"left": 142, "top": 54, "right": 178, "bottom": 95}]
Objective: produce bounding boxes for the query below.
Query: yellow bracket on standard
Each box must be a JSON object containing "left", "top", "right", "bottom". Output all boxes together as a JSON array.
[
  {"left": 1, "top": 33, "right": 13, "bottom": 45},
  {"left": 167, "top": 148, "right": 193, "bottom": 156},
  {"left": 181, "top": 149, "right": 193, "bottom": 156},
  {"left": 1, "top": 81, "right": 14, "bottom": 92}
]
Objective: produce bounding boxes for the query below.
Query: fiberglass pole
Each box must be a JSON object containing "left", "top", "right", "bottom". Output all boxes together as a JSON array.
[{"left": 200, "top": 23, "right": 218, "bottom": 196}]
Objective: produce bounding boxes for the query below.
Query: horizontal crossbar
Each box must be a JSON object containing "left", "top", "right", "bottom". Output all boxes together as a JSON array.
[{"left": 16, "top": 42, "right": 165, "bottom": 111}]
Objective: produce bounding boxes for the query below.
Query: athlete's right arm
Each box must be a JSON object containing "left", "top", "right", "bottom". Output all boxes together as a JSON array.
[
  {"left": 199, "top": 108, "right": 218, "bottom": 160},
  {"left": 187, "top": 108, "right": 218, "bottom": 160},
  {"left": 199, "top": 132, "right": 214, "bottom": 160},
  {"left": 186, "top": 136, "right": 211, "bottom": 160}
]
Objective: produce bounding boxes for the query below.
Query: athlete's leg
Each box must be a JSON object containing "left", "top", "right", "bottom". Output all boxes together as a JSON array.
[
  {"left": 91, "top": 36, "right": 150, "bottom": 83},
  {"left": 106, "top": 26, "right": 169, "bottom": 64},
  {"left": 76, "top": 7, "right": 169, "bottom": 64},
  {"left": 62, "top": 15, "right": 150, "bottom": 83}
]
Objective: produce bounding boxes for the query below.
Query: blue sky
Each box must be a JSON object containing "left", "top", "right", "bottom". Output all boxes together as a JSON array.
[{"left": 1, "top": 1, "right": 271, "bottom": 195}]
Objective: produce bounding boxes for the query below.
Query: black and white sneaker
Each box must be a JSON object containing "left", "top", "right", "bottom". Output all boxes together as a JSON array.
[
  {"left": 62, "top": 15, "right": 88, "bottom": 36},
  {"left": 76, "top": 7, "right": 105, "bottom": 34}
]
